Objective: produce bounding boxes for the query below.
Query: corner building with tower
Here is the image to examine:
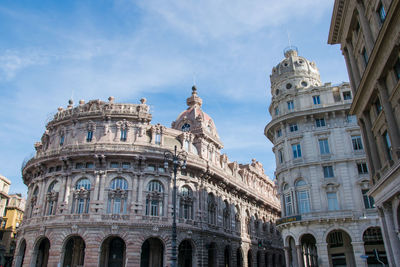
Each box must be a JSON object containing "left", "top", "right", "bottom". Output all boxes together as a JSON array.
[
  {"left": 16, "top": 88, "right": 282, "bottom": 267},
  {"left": 264, "top": 48, "right": 387, "bottom": 266}
]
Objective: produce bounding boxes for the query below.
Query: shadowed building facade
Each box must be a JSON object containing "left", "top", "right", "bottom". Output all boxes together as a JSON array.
[
  {"left": 265, "top": 48, "right": 386, "bottom": 266},
  {"left": 15, "top": 89, "right": 282, "bottom": 267},
  {"left": 328, "top": 0, "right": 400, "bottom": 266}
]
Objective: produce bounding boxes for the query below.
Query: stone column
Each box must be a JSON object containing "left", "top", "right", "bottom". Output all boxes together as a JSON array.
[
  {"left": 346, "top": 40, "right": 361, "bottom": 86},
  {"left": 343, "top": 47, "right": 358, "bottom": 93},
  {"left": 284, "top": 247, "right": 290, "bottom": 267},
  {"left": 377, "top": 207, "right": 395, "bottom": 267},
  {"left": 358, "top": 118, "right": 376, "bottom": 176},
  {"left": 377, "top": 80, "right": 400, "bottom": 160},
  {"left": 361, "top": 113, "right": 382, "bottom": 173},
  {"left": 351, "top": 241, "right": 366, "bottom": 267},
  {"left": 382, "top": 203, "right": 400, "bottom": 267},
  {"left": 315, "top": 242, "right": 329, "bottom": 267},
  {"left": 296, "top": 245, "right": 304, "bottom": 267},
  {"left": 356, "top": 1, "right": 374, "bottom": 55}
]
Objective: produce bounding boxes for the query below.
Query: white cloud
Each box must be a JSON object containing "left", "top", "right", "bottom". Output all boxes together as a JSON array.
[{"left": 138, "top": 0, "right": 331, "bottom": 41}]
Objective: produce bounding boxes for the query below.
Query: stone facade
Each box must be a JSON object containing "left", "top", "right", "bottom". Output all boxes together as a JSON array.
[
  {"left": 328, "top": 0, "right": 400, "bottom": 266},
  {"left": 264, "top": 48, "right": 386, "bottom": 266},
  {"left": 15, "top": 89, "right": 282, "bottom": 267}
]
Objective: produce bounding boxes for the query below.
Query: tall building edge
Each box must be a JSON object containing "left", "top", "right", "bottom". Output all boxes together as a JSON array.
[{"left": 329, "top": 0, "right": 400, "bottom": 266}]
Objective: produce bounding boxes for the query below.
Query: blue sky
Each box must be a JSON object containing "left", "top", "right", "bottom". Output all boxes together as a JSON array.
[{"left": 0, "top": 0, "right": 348, "bottom": 196}]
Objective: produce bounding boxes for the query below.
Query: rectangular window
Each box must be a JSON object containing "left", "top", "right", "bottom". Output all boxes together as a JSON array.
[
  {"left": 347, "top": 115, "right": 356, "bottom": 123},
  {"left": 146, "top": 165, "right": 155, "bottom": 171},
  {"left": 292, "top": 144, "right": 302, "bottom": 159},
  {"left": 287, "top": 101, "right": 294, "bottom": 110},
  {"left": 362, "top": 189, "right": 375, "bottom": 209},
  {"left": 278, "top": 149, "right": 284, "bottom": 164},
  {"left": 276, "top": 129, "right": 282, "bottom": 138},
  {"left": 357, "top": 163, "right": 368, "bottom": 175},
  {"left": 319, "top": 139, "right": 330, "bottom": 154},
  {"left": 315, "top": 118, "right": 326, "bottom": 127},
  {"left": 122, "top": 162, "right": 131, "bottom": 169},
  {"left": 394, "top": 58, "right": 400, "bottom": 81},
  {"left": 383, "top": 131, "right": 392, "bottom": 160},
  {"left": 323, "top": 166, "right": 334, "bottom": 178},
  {"left": 297, "top": 191, "right": 310, "bottom": 214},
  {"left": 352, "top": 136, "right": 364, "bottom": 151},
  {"left": 155, "top": 133, "right": 161, "bottom": 145},
  {"left": 378, "top": 2, "right": 386, "bottom": 23},
  {"left": 86, "top": 131, "right": 93, "bottom": 142},
  {"left": 342, "top": 91, "right": 352, "bottom": 100},
  {"left": 362, "top": 47, "right": 368, "bottom": 66},
  {"left": 48, "top": 167, "right": 55, "bottom": 173},
  {"left": 120, "top": 129, "right": 127, "bottom": 141},
  {"left": 75, "top": 163, "right": 84, "bottom": 169},
  {"left": 375, "top": 98, "right": 382, "bottom": 114},
  {"left": 275, "top": 107, "right": 279, "bottom": 116},
  {"left": 312, "top": 95, "right": 321, "bottom": 105},
  {"left": 77, "top": 199, "right": 85, "bottom": 214},
  {"left": 86, "top": 162, "right": 94, "bottom": 169},
  {"left": 285, "top": 194, "right": 293, "bottom": 216},
  {"left": 56, "top": 165, "right": 62, "bottom": 171},
  {"left": 60, "top": 135, "right": 65, "bottom": 146},
  {"left": 327, "top": 192, "right": 339, "bottom": 211},
  {"left": 110, "top": 162, "right": 119, "bottom": 168},
  {"left": 289, "top": 123, "right": 298, "bottom": 132}
]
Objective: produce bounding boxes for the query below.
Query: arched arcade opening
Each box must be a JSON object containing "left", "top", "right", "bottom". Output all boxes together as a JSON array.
[
  {"left": 140, "top": 237, "right": 164, "bottom": 267},
  {"left": 100, "top": 236, "right": 126, "bottom": 267}
]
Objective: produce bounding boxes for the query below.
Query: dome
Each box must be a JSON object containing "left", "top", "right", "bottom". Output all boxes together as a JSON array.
[
  {"left": 270, "top": 47, "right": 322, "bottom": 96},
  {"left": 172, "top": 86, "right": 222, "bottom": 148}
]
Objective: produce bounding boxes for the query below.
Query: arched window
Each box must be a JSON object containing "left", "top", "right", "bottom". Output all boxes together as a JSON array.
[
  {"left": 223, "top": 200, "right": 230, "bottom": 230},
  {"left": 234, "top": 205, "right": 241, "bottom": 232},
  {"left": 179, "top": 186, "right": 194, "bottom": 220},
  {"left": 46, "top": 181, "right": 59, "bottom": 215},
  {"left": 295, "top": 179, "right": 310, "bottom": 214},
  {"left": 145, "top": 180, "right": 164, "bottom": 216},
  {"left": 246, "top": 210, "right": 251, "bottom": 235},
  {"left": 72, "top": 178, "right": 91, "bottom": 214},
  {"left": 282, "top": 183, "right": 293, "bottom": 216},
  {"left": 29, "top": 186, "right": 39, "bottom": 218},
  {"left": 107, "top": 178, "right": 128, "bottom": 214},
  {"left": 207, "top": 193, "right": 217, "bottom": 225}
]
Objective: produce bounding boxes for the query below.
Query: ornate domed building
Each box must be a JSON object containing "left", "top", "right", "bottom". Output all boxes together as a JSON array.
[
  {"left": 265, "top": 47, "right": 387, "bottom": 267},
  {"left": 16, "top": 88, "right": 282, "bottom": 267}
]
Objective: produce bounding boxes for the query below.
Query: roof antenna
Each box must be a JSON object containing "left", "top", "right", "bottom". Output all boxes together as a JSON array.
[
  {"left": 287, "top": 30, "right": 292, "bottom": 47},
  {"left": 193, "top": 72, "right": 196, "bottom": 86}
]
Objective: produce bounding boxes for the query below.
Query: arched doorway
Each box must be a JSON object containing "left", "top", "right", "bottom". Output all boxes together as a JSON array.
[
  {"left": 62, "top": 236, "right": 85, "bottom": 267},
  {"left": 247, "top": 250, "right": 252, "bottom": 267},
  {"left": 32, "top": 237, "right": 50, "bottom": 267},
  {"left": 207, "top": 242, "right": 217, "bottom": 267},
  {"left": 256, "top": 251, "right": 261, "bottom": 267},
  {"left": 363, "top": 227, "right": 388, "bottom": 266},
  {"left": 100, "top": 236, "right": 126, "bottom": 267},
  {"left": 178, "top": 240, "right": 193, "bottom": 267},
  {"left": 271, "top": 254, "right": 276, "bottom": 267},
  {"left": 14, "top": 239, "right": 26, "bottom": 267},
  {"left": 287, "top": 236, "right": 298, "bottom": 267},
  {"left": 224, "top": 245, "right": 231, "bottom": 267},
  {"left": 326, "top": 230, "right": 355, "bottom": 267},
  {"left": 236, "top": 248, "right": 243, "bottom": 267},
  {"left": 301, "top": 234, "right": 318, "bottom": 267},
  {"left": 140, "top": 238, "right": 164, "bottom": 267}
]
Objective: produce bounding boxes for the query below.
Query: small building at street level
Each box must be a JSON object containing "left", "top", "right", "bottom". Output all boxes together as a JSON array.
[
  {"left": 16, "top": 88, "right": 282, "bottom": 267},
  {"left": 328, "top": 0, "right": 400, "bottom": 266},
  {"left": 265, "top": 47, "right": 387, "bottom": 266}
]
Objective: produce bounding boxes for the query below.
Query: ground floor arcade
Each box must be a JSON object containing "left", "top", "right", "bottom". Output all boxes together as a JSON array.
[
  {"left": 280, "top": 218, "right": 387, "bottom": 267},
  {"left": 13, "top": 225, "right": 284, "bottom": 267}
]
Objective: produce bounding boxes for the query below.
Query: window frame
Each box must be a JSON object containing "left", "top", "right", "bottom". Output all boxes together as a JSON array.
[
  {"left": 312, "top": 95, "right": 321, "bottom": 105},
  {"left": 319, "top": 139, "right": 330, "bottom": 155}
]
